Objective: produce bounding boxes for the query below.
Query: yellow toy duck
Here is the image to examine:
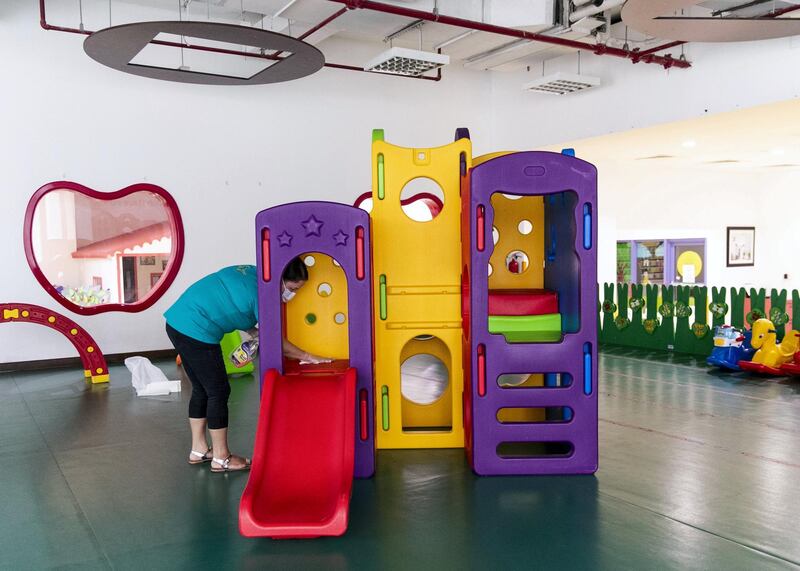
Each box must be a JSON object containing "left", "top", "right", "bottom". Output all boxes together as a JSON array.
[{"left": 746, "top": 318, "right": 800, "bottom": 372}]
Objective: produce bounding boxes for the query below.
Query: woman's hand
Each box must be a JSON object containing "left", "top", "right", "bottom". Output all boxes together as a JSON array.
[
  {"left": 302, "top": 352, "right": 333, "bottom": 364},
  {"left": 281, "top": 338, "right": 333, "bottom": 363}
]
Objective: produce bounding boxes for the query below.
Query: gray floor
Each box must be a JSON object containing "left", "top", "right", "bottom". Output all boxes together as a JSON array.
[{"left": 1, "top": 348, "right": 799, "bottom": 570}]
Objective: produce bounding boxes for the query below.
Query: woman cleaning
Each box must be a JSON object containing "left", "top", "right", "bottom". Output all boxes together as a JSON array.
[{"left": 165, "top": 258, "right": 330, "bottom": 473}]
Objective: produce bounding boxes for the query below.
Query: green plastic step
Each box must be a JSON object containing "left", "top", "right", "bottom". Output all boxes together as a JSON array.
[{"left": 488, "top": 313, "right": 563, "bottom": 343}]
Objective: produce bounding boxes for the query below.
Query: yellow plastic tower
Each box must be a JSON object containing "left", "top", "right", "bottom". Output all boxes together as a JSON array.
[
  {"left": 488, "top": 193, "right": 545, "bottom": 290},
  {"left": 285, "top": 253, "right": 350, "bottom": 361},
  {"left": 371, "top": 129, "right": 471, "bottom": 449}
]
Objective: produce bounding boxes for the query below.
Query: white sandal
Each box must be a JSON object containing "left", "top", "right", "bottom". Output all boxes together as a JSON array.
[
  {"left": 210, "top": 454, "right": 251, "bottom": 473},
  {"left": 188, "top": 448, "right": 213, "bottom": 465}
]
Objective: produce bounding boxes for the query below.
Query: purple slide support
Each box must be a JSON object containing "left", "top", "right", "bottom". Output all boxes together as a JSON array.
[
  {"left": 255, "top": 201, "right": 375, "bottom": 478},
  {"left": 464, "top": 151, "right": 598, "bottom": 476}
]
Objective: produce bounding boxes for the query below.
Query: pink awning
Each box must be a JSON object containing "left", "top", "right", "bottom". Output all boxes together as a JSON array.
[{"left": 71, "top": 221, "right": 171, "bottom": 258}]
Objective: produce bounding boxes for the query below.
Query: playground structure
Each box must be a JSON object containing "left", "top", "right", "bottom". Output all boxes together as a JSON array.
[
  {"left": 239, "top": 129, "right": 599, "bottom": 538},
  {"left": 0, "top": 303, "right": 109, "bottom": 383}
]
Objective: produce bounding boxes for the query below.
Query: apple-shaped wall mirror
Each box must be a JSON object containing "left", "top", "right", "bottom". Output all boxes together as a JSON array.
[{"left": 24, "top": 181, "right": 185, "bottom": 315}]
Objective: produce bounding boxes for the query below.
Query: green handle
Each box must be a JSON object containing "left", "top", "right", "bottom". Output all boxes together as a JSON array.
[
  {"left": 377, "top": 154, "right": 385, "bottom": 200},
  {"left": 379, "top": 275, "right": 387, "bottom": 320},
  {"left": 381, "top": 386, "right": 389, "bottom": 431}
]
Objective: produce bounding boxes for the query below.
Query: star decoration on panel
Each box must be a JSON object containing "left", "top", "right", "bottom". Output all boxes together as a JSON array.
[
  {"left": 301, "top": 215, "right": 324, "bottom": 237},
  {"left": 333, "top": 230, "right": 349, "bottom": 246},
  {"left": 277, "top": 231, "right": 293, "bottom": 247}
]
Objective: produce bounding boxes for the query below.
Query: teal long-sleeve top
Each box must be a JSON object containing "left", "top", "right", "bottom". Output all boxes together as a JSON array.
[{"left": 164, "top": 265, "right": 258, "bottom": 344}]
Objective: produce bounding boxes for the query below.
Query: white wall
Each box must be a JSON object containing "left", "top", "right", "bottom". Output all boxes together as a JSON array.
[
  {"left": 585, "top": 161, "right": 799, "bottom": 291},
  {"left": 490, "top": 39, "right": 800, "bottom": 148},
  {"left": 3, "top": 0, "right": 800, "bottom": 364},
  {"left": 490, "top": 40, "right": 800, "bottom": 293},
  {"left": 0, "top": 0, "right": 493, "bottom": 362}
]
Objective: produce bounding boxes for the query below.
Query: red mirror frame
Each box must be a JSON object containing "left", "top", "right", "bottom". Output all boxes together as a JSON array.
[{"left": 23, "top": 181, "right": 185, "bottom": 315}]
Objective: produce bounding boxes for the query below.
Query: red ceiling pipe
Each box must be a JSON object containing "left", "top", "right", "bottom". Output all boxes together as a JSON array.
[
  {"left": 38, "top": 0, "right": 440, "bottom": 81},
  {"left": 40, "top": 0, "right": 90, "bottom": 35},
  {"left": 271, "top": 6, "right": 348, "bottom": 58},
  {"left": 638, "top": 40, "right": 684, "bottom": 58},
  {"left": 331, "top": 0, "right": 690, "bottom": 69},
  {"left": 637, "top": 4, "right": 800, "bottom": 57},
  {"left": 298, "top": 6, "right": 349, "bottom": 40}
]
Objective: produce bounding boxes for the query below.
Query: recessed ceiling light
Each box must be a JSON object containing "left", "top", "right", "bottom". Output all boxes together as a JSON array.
[{"left": 682, "top": 140, "right": 697, "bottom": 148}]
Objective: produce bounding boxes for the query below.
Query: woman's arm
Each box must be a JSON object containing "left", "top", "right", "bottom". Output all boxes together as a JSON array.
[
  {"left": 282, "top": 338, "right": 332, "bottom": 363},
  {"left": 282, "top": 338, "right": 308, "bottom": 360}
]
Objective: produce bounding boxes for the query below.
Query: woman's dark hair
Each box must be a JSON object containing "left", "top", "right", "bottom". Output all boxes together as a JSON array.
[{"left": 283, "top": 257, "right": 309, "bottom": 282}]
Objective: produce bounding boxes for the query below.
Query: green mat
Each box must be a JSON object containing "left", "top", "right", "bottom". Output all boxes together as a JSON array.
[{"left": 488, "top": 313, "right": 562, "bottom": 343}]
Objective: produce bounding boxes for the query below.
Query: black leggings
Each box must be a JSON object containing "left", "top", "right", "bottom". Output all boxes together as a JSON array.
[{"left": 166, "top": 323, "right": 231, "bottom": 430}]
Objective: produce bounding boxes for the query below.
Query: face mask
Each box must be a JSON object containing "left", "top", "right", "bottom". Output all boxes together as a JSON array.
[{"left": 281, "top": 281, "right": 296, "bottom": 303}]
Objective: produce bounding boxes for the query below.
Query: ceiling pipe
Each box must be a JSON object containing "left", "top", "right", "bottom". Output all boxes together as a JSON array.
[
  {"left": 464, "top": 39, "right": 529, "bottom": 66},
  {"left": 569, "top": 0, "right": 625, "bottom": 23},
  {"left": 38, "top": 0, "right": 440, "bottom": 81},
  {"left": 329, "top": 0, "right": 690, "bottom": 69},
  {"left": 434, "top": 29, "right": 478, "bottom": 50},
  {"left": 274, "top": 0, "right": 301, "bottom": 19},
  {"left": 270, "top": 5, "right": 346, "bottom": 57},
  {"left": 298, "top": 7, "right": 347, "bottom": 40}
]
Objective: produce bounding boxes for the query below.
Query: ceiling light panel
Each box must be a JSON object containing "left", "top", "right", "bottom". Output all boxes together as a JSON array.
[
  {"left": 523, "top": 72, "right": 600, "bottom": 95},
  {"left": 364, "top": 47, "right": 449, "bottom": 76}
]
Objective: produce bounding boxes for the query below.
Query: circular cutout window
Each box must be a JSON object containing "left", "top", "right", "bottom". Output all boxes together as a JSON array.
[
  {"left": 305, "top": 313, "right": 317, "bottom": 325},
  {"left": 303, "top": 255, "right": 316, "bottom": 267},
  {"left": 518, "top": 220, "right": 533, "bottom": 235},
  {"left": 334, "top": 312, "right": 346, "bottom": 324},
  {"left": 400, "top": 177, "right": 444, "bottom": 222},
  {"left": 502, "top": 193, "right": 522, "bottom": 200},
  {"left": 317, "top": 283, "right": 332, "bottom": 297},
  {"left": 492, "top": 226, "right": 499, "bottom": 245},
  {"left": 505, "top": 251, "right": 529, "bottom": 274},
  {"left": 400, "top": 353, "right": 449, "bottom": 405},
  {"left": 488, "top": 263, "right": 493, "bottom": 276},
  {"left": 354, "top": 192, "right": 373, "bottom": 214}
]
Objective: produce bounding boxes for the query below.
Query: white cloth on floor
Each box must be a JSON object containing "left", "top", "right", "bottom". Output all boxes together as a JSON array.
[{"left": 124, "top": 356, "right": 181, "bottom": 396}]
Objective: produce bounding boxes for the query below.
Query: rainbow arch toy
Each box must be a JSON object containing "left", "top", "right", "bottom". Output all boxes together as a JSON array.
[
  {"left": 239, "top": 129, "right": 598, "bottom": 538},
  {"left": 0, "top": 303, "right": 109, "bottom": 383}
]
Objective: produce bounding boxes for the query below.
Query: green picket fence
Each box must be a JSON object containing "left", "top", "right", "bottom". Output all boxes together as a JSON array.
[{"left": 598, "top": 283, "right": 800, "bottom": 356}]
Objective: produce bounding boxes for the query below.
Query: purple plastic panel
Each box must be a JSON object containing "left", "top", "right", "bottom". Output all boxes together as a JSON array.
[
  {"left": 467, "top": 152, "right": 598, "bottom": 475},
  {"left": 255, "top": 201, "right": 375, "bottom": 478}
]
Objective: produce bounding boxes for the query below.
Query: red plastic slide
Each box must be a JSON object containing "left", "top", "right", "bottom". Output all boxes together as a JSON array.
[{"left": 239, "top": 367, "right": 356, "bottom": 538}]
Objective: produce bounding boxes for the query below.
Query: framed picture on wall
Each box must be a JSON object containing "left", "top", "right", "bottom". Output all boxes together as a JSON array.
[
  {"left": 727, "top": 227, "right": 755, "bottom": 267},
  {"left": 140, "top": 256, "right": 156, "bottom": 266}
]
